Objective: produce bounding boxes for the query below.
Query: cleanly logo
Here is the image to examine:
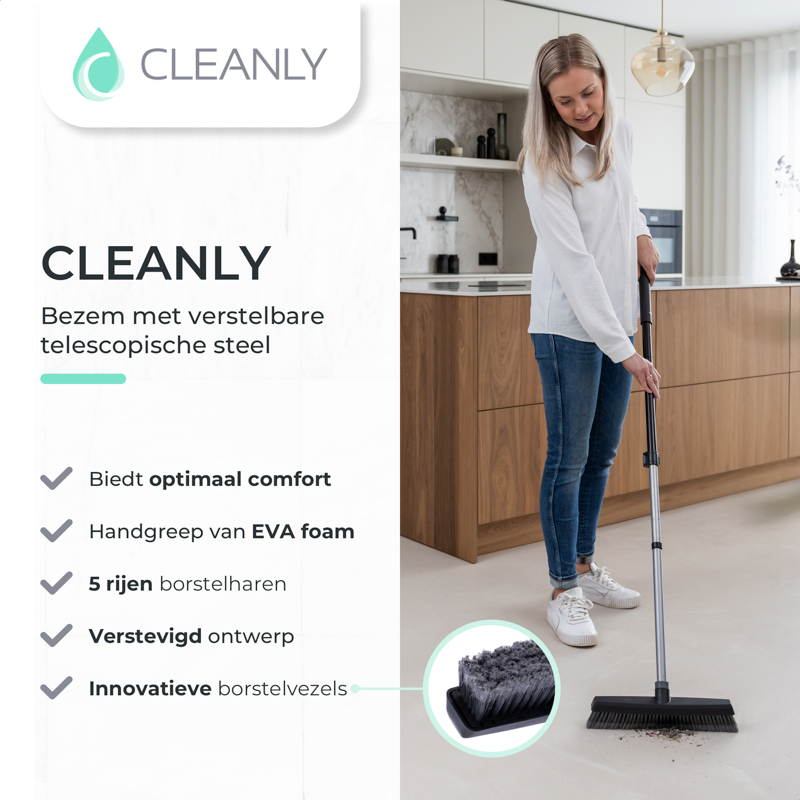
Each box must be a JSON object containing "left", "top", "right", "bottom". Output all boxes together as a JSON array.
[
  {"left": 43, "top": 3, "right": 360, "bottom": 127},
  {"left": 72, "top": 28, "right": 124, "bottom": 101}
]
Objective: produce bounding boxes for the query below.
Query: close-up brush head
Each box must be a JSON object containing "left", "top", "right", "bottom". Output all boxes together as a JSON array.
[
  {"left": 459, "top": 639, "right": 555, "bottom": 722},
  {"left": 446, "top": 638, "right": 556, "bottom": 738}
]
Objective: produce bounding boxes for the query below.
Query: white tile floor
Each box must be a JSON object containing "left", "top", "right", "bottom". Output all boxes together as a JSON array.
[{"left": 401, "top": 479, "right": 800, "bottom": 799}]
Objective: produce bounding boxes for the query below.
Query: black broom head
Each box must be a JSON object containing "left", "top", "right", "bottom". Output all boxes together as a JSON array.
[{"left": 587, "top": 695, "right": 738, "bottom": 733}]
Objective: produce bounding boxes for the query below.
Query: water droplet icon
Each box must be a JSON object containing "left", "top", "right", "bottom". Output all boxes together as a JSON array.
[{"left": 73, "top": 28, "right": 124, "bottom": 101}]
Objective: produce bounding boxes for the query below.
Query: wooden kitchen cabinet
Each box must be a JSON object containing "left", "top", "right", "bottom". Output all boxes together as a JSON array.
[
  {"left": 400, "top": 293, "right": 478, "bottom": 562},
  {"left": 477, "top": 293, "right": 649, "bottom": 407},
  {"left": 791, "top": 287, "right": 800, "bottom": 372},
  {"left": 484, "top": 0, "right": 558, "bottom": 85},
  {"left": 791, "top": 372, "right": 800, "bottom": 459},
  {"left": 401, "top": 287, "right": 797, "bottom": 563},
  {"left": 478, "top": 404, "right": 546, "bottom": 524},
  {"left": 478, "top": 295, "right": 541, "bottom": 410},
  {"left": 400, "top": 0, "right": 484, "bottom": 79},
  {"left": 558, "top": 12, "right": 625, "bottom": 99},
  {"left": 476, "top": 380, "right": 649, "bottom": 527},
  {"left": 656, "top": 288, "right": 790, "bottom": 387},
  {"left": 658, "top": 375, "right": 789, "bottom": 484},
  {"left": 605, "top": 391, "right": 649, "bottom": 496},
  {"left": 793, "top": 289, "right": 800, "bottom": 458}
]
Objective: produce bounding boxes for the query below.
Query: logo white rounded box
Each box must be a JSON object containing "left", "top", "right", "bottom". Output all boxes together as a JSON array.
[{"left": 40, "top": 1, "right": 361, "bottom": 128}]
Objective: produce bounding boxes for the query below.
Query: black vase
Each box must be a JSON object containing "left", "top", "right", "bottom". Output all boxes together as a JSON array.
[{"left": 780, "top": 239, "right": 798, "bottom": 277}]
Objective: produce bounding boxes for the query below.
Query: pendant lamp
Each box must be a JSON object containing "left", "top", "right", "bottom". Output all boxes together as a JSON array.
[{"left": 631, "top": 0, "right": 695, "bottom": 96}]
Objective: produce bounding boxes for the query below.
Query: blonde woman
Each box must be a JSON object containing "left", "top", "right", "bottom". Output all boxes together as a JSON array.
[{"left": 519, "top": 34, "right": 661, "bottom": 647}]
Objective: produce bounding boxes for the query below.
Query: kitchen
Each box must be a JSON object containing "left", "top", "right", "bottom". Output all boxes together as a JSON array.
[{"left": 399, "top": 0, "right": 800, "bottom": 794}]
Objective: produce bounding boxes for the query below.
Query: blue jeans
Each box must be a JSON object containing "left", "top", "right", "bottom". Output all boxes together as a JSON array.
[{"left": 532, "top": 334, "right": 634, "bottom": 589}]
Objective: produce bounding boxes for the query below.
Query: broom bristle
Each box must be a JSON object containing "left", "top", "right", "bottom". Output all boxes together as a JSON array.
[
  {"left": 587, "top": 711, "right": 738, "bottom": 733},
  {"left": 458, "top": 639, "right": 554, "bottom": 723}
]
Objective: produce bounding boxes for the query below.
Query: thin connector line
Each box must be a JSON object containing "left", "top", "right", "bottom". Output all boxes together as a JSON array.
[{"left": 351, "top": 685, "right": 422, "bottom": 692}]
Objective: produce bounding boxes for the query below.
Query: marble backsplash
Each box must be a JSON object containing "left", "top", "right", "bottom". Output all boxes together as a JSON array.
[
  {"left": 401, "top": 91, "right": 506, "bottom": 274},
  {"left": 401, "top": 91, "right": 504, "bottom": 158}
]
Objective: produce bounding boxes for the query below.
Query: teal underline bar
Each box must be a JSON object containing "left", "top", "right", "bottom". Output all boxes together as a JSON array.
[{"left": 41, "top": 373, "right": 127, "bottom": 385}]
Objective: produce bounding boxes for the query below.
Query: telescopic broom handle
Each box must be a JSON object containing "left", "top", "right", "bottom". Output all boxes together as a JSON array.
[{"left": 638, "top": 273, "right": 669, "bottom": 704}]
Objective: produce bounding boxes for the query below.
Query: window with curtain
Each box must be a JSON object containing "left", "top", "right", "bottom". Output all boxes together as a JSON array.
[{"left": 686, "top": 33, "right": 799, "bottom": 282}]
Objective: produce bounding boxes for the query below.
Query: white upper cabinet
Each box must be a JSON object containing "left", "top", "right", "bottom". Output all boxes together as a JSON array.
[
  {"left": 558, "top": 13, "right": 625, "bottom": 99},
  {"left": 624, "top": 27, "right": 687, "bottom": 107},
  {"left": 625, "top": 99, "right": 685, "bottom": 210},
  {"left": 484, "top": 0, "right": 558, "bottom": 86},
  {"left": 401, "top": 0, "right": 484, "bottom": 79}
]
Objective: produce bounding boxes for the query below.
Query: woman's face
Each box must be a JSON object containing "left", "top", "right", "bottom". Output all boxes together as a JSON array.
[{"left": 548, "top": 66, "right": 604, "bottom": 135}]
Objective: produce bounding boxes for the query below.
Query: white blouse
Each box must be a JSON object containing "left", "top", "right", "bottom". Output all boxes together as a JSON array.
[{"left": 522, "top": 116, "right": 651, "bottom": 363}]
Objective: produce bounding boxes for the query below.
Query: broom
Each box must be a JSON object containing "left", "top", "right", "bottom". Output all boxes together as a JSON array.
[{"left": 586, "top": 274, "right": 738, "bottom": 733}]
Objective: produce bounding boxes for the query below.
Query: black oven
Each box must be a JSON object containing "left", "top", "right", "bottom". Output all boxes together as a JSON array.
[{"left": 639, "top": 209, "right": 682, "bottom": 277}]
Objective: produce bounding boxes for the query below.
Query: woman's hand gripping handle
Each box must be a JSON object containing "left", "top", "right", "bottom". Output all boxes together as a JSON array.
[{"left": 622, "top": 272, "right": 660, "bottom": 398}]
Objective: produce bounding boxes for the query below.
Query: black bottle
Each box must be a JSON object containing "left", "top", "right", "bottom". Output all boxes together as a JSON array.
[
  {"left": 496, "top": 114, "right": 510, "bottom": 160},
  {"left": 436, "top": 254, "right": 449, "bottom": 274},
  {"left": 477, "top": 135, "right": 486, "bottom": 159},
  {"left": 487, "top": 128, "right": 496, "bottom": 159},
  {"left": 780, "top": 239, "right": 798, "bottom": 277}
]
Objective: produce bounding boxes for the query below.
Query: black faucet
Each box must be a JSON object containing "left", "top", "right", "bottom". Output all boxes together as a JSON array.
[{"left": 401, "top": 227, "right": 417, "bottom": 240}]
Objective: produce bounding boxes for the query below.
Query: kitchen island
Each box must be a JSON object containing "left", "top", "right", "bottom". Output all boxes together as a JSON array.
[{"left": 401, "top": 278, "right": 800, "bottom": 562}]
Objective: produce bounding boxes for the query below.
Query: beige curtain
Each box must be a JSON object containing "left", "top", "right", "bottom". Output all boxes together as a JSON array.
[{"left": 686, "top": 33, "right": 800, "bottom": 282}]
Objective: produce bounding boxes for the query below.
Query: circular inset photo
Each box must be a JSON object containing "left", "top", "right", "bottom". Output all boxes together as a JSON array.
[{"left": 423, "top": 620, "right": 560, "bottom": 757}]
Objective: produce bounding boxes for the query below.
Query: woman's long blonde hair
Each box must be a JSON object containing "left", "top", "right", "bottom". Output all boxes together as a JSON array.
[{"left": 517, "top": 34, "right": 618, "bottom": 189}]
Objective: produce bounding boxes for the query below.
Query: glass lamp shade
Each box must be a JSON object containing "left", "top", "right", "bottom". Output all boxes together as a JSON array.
[{"left": 631, "top": 30, "right": 695, "bottom": 96}]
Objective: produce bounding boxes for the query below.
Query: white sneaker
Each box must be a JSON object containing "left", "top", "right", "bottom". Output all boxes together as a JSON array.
[
  {"left": 546, "top": 587, "right": 598, "bottom": 647},
  {"left": 577, "top": 563, "right": 641, "bottom": 609}
]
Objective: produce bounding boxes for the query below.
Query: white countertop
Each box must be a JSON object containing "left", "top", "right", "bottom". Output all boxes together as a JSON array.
[
  {"left": 400, "top": 274, "right": 799, "bottom": 296},
  {"left": 401, "top": 278, "right": 531, "bottom": 296},
  {"left": 651, "top": 276, "right": 799, "bottom": 290},
  {"left": 400, "top": 273, "right": 533, "bottom": 281}
]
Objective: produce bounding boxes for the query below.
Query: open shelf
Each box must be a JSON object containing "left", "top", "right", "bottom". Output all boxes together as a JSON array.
[
  {"left": 401, "top": 68, "right": 528, "bottom": 102},
  {"left": 401, "top": 153, "right": 518, "bottom": 173}
]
